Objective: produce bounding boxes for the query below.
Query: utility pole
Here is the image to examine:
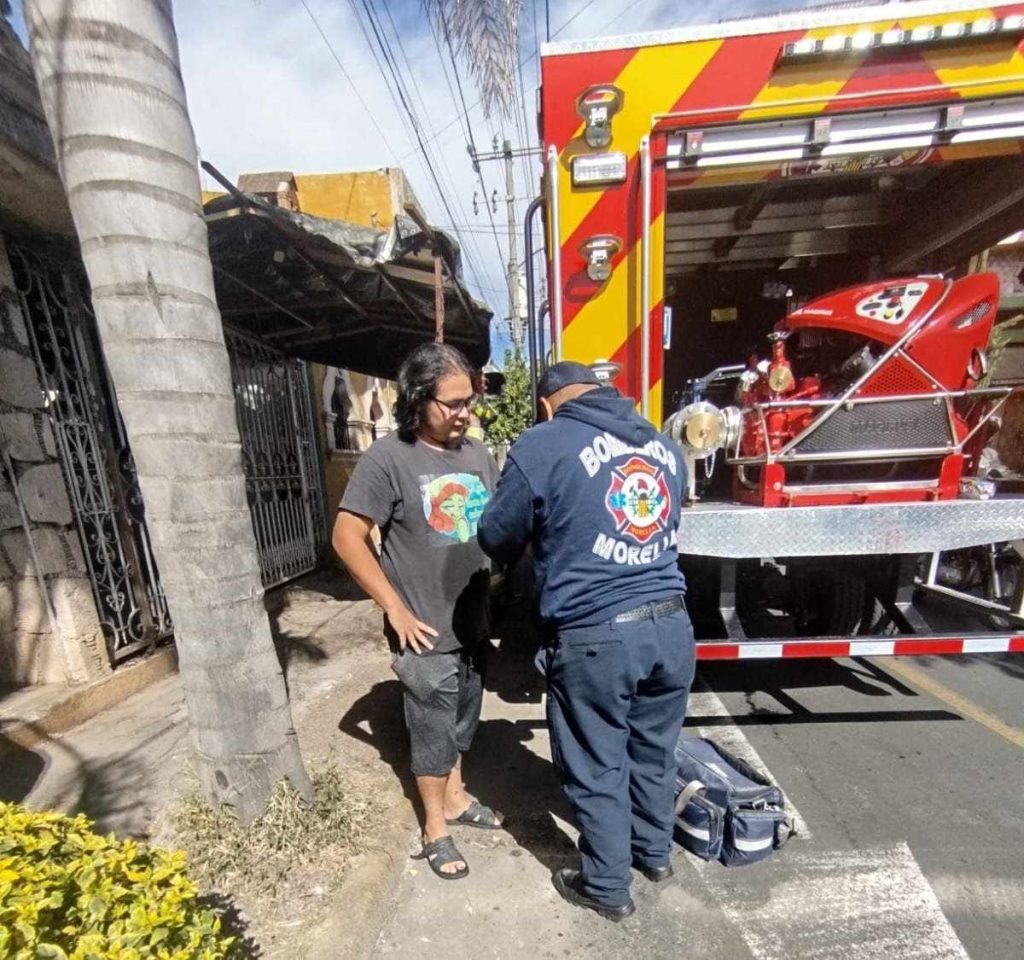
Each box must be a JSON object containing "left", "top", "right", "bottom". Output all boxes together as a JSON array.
[
  {"left": 470, "top": 138, "right": 541, "bottom": 353},
  {"left": 503, "top": 137, "right": 523, "bottom": 351}
]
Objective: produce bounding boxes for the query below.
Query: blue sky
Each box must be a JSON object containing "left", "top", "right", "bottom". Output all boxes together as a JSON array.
[{"left": 7, "top": 0, "right": 826, "bottom": 362}]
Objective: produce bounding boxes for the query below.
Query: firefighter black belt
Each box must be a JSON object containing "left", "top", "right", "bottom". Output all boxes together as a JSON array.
[{"left": 612, "top": 594, "right": 686, "bottom": 624}]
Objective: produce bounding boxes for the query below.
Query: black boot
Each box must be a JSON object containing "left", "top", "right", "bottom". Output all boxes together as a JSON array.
[
  {"left": 632, "top": 857, "right": 674, "bottom": 883},
  {"left": 552, "top": 869, "right": 635, "bottom": 922}
]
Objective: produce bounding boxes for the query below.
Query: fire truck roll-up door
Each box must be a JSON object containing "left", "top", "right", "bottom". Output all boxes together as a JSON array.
[{"left": 537, "top": 7, "right": 1024, "bottom": 662}]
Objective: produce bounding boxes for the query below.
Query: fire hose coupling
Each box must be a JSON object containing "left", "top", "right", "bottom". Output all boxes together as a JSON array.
[
  {"left": 667, "top": 402, "right": 742, "bottom": 459},
  {"left": 579, "top": 234, "right": 622, "bottom": 283},
  {"left": 575, "top": 84, "right": 625, "bottom": 149}
]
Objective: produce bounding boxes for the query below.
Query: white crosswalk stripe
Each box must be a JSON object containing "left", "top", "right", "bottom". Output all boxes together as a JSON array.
[
  {"left": 687, "top": 683, "right": 812, "bottom": 839},
  {"left": 685, "top": 685, "right": 970, "bottom": 959},
  {"left": 695, "top": 844, "right": 970, "bottom": 960}
]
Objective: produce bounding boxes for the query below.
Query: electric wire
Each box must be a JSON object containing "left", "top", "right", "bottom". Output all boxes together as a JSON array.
[
  {"left": 435, "top": 10, "right": 512, "bottom": 314},
  {"left": 297, "top": 0, "right": 400, "bottom": 161},
  {"left": 551, "top": 0, "right": 605, "bottom": 40},
  {"left": 344, "top": 0, "right": 492, "bottom": 301},
  {"left": 375, "top": 1, "right": 496, "bottom": 298}
]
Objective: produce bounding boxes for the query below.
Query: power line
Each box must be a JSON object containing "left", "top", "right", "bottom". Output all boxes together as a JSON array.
[
  {"left": 435, "top": 11, "right": 509, "bottom": 308},
  {"left": 297, "top": 0, "right": 400, "bottom": 161},
  {"left": 345, "top": 0, "right": 492, "bottom": 300},
  {"left": 299, "top": 0, "right": 499, "bottom": 307},
  {"left": 375, "top": 1, "right": 496, "bottom": 296},
  {"left": 551, "top": 0, "right": 605, "bottom": 40}
]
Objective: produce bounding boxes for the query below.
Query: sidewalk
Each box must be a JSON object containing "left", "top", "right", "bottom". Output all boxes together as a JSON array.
[{"left": 0, "top": 569, "right": 419, "bottom": 958}]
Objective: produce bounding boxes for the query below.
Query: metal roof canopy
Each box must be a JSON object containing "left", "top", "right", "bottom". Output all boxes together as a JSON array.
[{"left": 202, "top": 167, "right": 491, "bottom": 381}]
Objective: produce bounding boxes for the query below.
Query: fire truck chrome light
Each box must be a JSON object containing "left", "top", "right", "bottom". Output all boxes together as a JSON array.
[
  {"left": 570, "top": 152, "right": 627, "bottom": 186},
  {"left": 575, "top": 84, "right": 624, "bottom": 150},
  {"left": 589, "top": 359, "right": 622, "bottom": 383},
  {"left": 580, "top": 235, "right": 621, "bottom": 283}
]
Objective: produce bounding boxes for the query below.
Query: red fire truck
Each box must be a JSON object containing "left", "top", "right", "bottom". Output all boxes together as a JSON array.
[{"left": 531, "top": 0, "right": 1024, "bottom": 661}]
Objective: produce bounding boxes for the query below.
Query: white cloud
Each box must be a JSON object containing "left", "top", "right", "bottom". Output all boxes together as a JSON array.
[{"left": 10, "top": 0, "right": 829, "bottom": 360}]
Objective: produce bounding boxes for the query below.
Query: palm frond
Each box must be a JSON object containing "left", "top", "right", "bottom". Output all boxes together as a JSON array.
[{"left": 425, "top": 0, "right": 520, "bottom": 121}]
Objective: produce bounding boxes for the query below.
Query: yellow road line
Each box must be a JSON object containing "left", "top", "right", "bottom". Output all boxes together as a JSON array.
[{"left": 882, "top": 657, "right": 1024, "bottom": 752}]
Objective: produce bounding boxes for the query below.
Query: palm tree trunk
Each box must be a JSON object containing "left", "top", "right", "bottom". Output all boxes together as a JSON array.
[{"left": 25, "top": 0, "right": 311, "bottom": 823}]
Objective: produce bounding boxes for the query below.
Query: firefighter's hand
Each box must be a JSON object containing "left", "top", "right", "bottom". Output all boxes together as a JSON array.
[{"left": 389, "top": 605, "right": 438, "bottom": 654}]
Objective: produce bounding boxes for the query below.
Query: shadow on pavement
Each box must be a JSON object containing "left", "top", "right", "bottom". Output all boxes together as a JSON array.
[
  {"left": 201, "top": 893, "right": 262, "bottom": 958},
  {"left": 0, "top": 720, "right": 152, "bottom": 836},
  {"left": 465, "top": 714, "right": 577, "bottom": 871},
  {"left": 697, "top": 655, "right": 920, "bottom": 700},
  {"left": 337, "top": 678, "right": 417, "bottom": 807},
  {"left": 337, "top": 624, "right": 578, "bottom": 871},
  {"left": 0, "top": 729, "right": 48, "bottom": 803}
]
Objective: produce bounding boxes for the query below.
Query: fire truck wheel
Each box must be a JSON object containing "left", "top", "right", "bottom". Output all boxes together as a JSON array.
[{"left": 792, "top": 566, "right": 869, "bottom": 637}]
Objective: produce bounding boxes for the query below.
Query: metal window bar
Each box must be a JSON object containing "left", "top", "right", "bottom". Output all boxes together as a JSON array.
[
  {"left": 9, "top": 244, "right": 170, "bottom": 662},
  {"left": 224, "top": 327, "right": 327, "bottom": 588}
]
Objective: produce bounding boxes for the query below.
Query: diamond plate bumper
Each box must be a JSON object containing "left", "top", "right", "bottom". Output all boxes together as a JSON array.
[{"left": 677, "top": 497, "right": 1024, "bottom": 558}]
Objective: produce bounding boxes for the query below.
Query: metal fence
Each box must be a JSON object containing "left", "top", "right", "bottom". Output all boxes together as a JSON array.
[
  {"left": 11, "top": 242, "right": 328, "bottom": 666},
  {"left": 224, "top": 327, "right": 328, "bottom": 589},
  {"left": 10, "top": 243, "right": 172, "bottom": 663}
]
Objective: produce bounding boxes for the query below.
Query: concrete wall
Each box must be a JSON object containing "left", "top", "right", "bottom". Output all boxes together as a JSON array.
[{"left": 0, "top": 234, "right": 107, "bottom": 685}]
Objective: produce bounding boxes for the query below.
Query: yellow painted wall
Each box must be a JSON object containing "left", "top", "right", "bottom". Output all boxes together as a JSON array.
[
  {"left": 294, "top": 172, "right": 394, "bottom": 227},
  {"left": 201, "top": 190, "right": 225, "bottom": 205}
]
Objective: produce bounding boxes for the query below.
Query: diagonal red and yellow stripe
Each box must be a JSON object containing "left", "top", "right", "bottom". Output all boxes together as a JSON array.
[{"left": 541, "top": 3, "right": 1024, "bottom": 424}]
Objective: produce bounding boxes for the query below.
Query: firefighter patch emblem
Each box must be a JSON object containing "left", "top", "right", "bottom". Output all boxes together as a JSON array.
[{"left": 605, "top": 457, "right": 672, "bottom": 544}]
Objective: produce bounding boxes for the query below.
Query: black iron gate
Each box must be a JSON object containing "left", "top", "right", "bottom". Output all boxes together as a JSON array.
[
  {"left": 11, "top": 241, "right": 328, "bottom": 666},
  {"left": 224, "top": 327, "right": 328, "bottom": 588},
  {"left": 10, "top": 243, "right": 172, "bottom": 663}
]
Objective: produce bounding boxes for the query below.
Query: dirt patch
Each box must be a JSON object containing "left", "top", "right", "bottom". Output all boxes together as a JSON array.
[{"left": 157, "top": 572, "right": 416, "bottom": 958}]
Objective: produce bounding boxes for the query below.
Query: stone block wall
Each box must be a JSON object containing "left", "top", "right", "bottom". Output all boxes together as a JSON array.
[{"left": 0, "top": 234, "right": 107, "bottom": 685}]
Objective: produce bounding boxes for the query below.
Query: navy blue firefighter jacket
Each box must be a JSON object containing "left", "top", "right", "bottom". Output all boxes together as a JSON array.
[{"left": 477, "top": 386, "right": 688, "bottom": 628}]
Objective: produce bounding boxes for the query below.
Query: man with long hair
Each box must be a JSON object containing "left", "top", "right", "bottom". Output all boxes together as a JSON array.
[{"left": 333, "top": 343, "right": 502, "bottom": 880}]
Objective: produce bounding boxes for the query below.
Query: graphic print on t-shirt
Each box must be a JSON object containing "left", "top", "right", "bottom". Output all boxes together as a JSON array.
[
  {"left": 605, "top": 456, "right": 672, "bottom": 544},
  {"left": 420, "top": 472, "right": 491, "bottom": 544}
]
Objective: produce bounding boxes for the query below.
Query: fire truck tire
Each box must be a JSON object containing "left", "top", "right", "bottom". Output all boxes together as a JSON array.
[{"left": 793, "top": 567, "right": 869, "bottom": 637}]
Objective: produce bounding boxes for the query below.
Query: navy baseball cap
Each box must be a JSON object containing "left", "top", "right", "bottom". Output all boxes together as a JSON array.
[{"left": 537, "top": 361, "right": 602, "bottom": 399}]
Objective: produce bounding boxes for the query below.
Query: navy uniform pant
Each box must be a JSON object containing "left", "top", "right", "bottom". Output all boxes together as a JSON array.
[{"left": 545, "top": 605, "right": 695, "bottom": 908}]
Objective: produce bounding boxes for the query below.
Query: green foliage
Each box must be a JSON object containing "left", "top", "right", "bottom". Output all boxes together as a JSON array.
[
  {"left": 0, "top": 801, "right": 240, "bottom": 960},
  {"left": 484, "top": 349, "right": 534, "bottom": 447},
  {"left": 171, "top": 763, "right": 372, "bottom": 898}
]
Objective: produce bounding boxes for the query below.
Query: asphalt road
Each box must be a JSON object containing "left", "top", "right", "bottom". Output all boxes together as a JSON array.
[{"left": 373, "top": 641, "right": 1024, "bottom": 960}]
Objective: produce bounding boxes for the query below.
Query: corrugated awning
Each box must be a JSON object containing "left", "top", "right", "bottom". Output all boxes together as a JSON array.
[{"left": 204, "top": 186, "right": 491, "bottom": 380}]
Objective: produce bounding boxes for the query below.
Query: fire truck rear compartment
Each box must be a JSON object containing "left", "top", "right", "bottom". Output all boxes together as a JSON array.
[
  {"left": 660, "top": 149, "right": 1024, "bottom": 641},
  {"left": 662, "top": 152, "right": 1024, "bottom": 421}
]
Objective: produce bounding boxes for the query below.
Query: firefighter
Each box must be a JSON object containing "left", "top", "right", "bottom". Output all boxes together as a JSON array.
[{"left": 478, "top": 362, "right": 696, "bottom": 921}]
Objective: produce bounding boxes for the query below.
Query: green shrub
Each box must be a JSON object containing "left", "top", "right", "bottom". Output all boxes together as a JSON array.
[{"left": 0, "top": 801, "right": 240, "bottom": 959}]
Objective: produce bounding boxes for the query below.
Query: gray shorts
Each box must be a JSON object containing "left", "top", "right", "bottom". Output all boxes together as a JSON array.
[{"left": 392, "top": 648, "right": 484, "bottom": 777}]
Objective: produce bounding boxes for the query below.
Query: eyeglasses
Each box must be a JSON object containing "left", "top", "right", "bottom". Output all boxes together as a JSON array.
[{"left": 431, "top": 395, "right": 479, "bottom": 416}]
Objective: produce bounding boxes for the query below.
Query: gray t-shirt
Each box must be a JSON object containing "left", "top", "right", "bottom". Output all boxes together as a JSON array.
[{"left": 340, "top": 432, "right": 499, "bottom": 654}]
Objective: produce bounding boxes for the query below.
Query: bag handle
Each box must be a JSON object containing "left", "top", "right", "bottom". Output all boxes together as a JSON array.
[{"left": 674, "top": 779, "right": 705, "bottom": 815}]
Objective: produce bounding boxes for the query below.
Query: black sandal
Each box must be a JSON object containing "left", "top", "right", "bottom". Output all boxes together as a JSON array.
[
  {"left": 445, "top": 800, "right": 504, "bottom": 830},
  {"left": 412, "top": 835, "right": 469, "bottom": 880}
]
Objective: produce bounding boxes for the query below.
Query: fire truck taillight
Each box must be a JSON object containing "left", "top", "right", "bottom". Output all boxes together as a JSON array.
[
  {"left": 575, "top": 84, "right": 624, "bottom": 149},
  {"left": 571, "top": 152, "right": 628, "bottom": 186},
  {"left": 579, "top": 235, "right": 621, "bottom": 283}
]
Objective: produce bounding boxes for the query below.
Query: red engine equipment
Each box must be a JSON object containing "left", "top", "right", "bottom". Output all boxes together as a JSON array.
[{"left": 732, "top": 273, "right": 1001, "bottom": 507}]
